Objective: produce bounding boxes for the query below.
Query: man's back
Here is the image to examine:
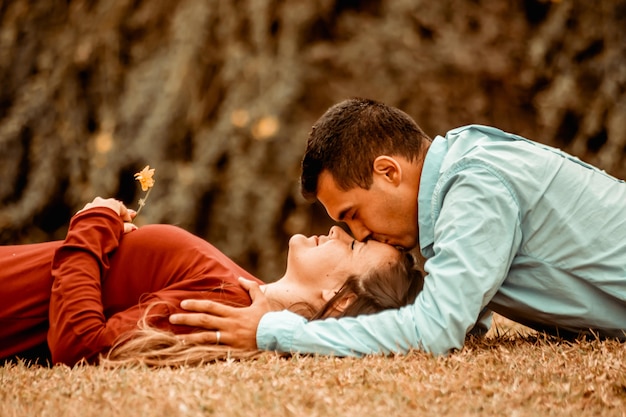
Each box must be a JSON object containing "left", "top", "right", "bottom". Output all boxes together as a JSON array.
[{"left": 429, "top": 125, "right": 626, "bottom": 338}]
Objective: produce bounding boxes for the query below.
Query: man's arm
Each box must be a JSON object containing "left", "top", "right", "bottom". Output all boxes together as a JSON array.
[
  {"left": 172, "top": 168, "right": 521, "bottom": 355},
  {"left": 169, "top": 278, "right": 433, "bottom": 355},
  {"left": 254, "top": 168, "right": 520, "bottom": 355}
]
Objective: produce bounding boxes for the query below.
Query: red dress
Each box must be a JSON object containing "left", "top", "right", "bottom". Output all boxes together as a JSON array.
[{"left": 0, "top": 207, "right": 262, "bottom": 365}]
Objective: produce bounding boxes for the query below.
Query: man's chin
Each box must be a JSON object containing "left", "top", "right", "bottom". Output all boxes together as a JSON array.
[{"left": 398, "top": 235, "right": 418, "bottom": 250}]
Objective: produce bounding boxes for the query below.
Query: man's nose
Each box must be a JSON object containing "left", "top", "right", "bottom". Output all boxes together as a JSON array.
[{"left": 348, "top": 222, "right": 372, "bottom": 242}]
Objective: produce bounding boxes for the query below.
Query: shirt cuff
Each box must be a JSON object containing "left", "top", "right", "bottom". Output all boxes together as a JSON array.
[{"left": 256, "top": 310, "right": 306, "bottom": 352}]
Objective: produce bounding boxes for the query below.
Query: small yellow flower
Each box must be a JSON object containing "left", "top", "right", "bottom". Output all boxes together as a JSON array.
[
  {"left": 134, "top": 165, "right": 156, "bottom": 191},
  {"left": 133, "top": 165, "right": 156, "bottom": 219}
]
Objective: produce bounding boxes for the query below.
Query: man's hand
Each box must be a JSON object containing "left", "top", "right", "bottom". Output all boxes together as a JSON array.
[{"left": 169, "top": 278, "right": 271, "bottom": 350}]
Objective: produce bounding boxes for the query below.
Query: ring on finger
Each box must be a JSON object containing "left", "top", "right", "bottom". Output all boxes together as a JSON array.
[{"left": 215, "top": 330, "right": 221, "bottom": 345}]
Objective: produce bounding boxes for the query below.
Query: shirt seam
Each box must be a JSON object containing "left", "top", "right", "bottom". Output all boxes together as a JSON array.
[{"left": 431, "top": 159, "right": 522, "bottom": 227}]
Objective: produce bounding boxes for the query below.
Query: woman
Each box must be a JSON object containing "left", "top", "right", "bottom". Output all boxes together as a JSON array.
[{"left": 0, "top": 198, "right": 422, "bottom": 366}]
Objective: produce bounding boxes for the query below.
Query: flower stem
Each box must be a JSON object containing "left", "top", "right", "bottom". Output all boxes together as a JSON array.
[{"left": 133, "top": 187, "right": 152, "bottom": 220}]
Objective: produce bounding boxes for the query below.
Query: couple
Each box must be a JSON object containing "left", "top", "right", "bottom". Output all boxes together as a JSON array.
[
  {"left": 0, "top": 197, "right": 421, "bottom": 366},
  {"left": 3, "top": 98, "right": 626, "bottom": 365},
  {"left": 171, "top": 97, "right": 626, "bottom": 355}
]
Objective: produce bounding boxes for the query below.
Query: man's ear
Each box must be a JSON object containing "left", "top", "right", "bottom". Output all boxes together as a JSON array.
[{"left": 373, "top": 156, "right": 402, "bottom": 185}]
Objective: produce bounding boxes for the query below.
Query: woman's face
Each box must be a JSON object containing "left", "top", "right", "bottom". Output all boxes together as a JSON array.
[{"left": 285, "top": 225, "right": 401, "bottom": 300}]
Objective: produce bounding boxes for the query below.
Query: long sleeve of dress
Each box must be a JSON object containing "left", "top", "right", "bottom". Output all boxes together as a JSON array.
[
  {"left": 48, "top": 208, "right": 261, "bottom": 365},
  {"left": 48, "top": 208, "right": 128, "bottom": 364}
]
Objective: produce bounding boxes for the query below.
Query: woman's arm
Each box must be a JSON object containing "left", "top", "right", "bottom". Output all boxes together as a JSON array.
[
  {"left": 47, "top": 199, "right": 258, "bottom": 365},
  {"left": 47, "top": 198, "right": 135, "bottom": 365}
]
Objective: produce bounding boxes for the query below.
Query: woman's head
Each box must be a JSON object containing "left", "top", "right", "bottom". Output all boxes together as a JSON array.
[
  {"left": 264, "top": 226, "right": 408, "bottom": 315},
  {"left": 264, "top": 225, "right": 422, "bottom": 319},
  {"left": 311, "top": 250, "right": 423, "bottom": 320}
]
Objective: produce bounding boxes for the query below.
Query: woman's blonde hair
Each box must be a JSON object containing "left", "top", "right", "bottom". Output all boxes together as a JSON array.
[{"left": 101, "top": 253, "right": 423, "bottom": 367}]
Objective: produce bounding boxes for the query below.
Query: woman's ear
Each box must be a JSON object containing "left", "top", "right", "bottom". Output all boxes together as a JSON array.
[
  {"left": 321, "top": 289, "right": 355, "bottom": 314},
  {"left": 372, "top": 156, "right": 402, "bottom": 186},
  {"left": 321, "top": 289, "right": 336, "bottom": 303}
]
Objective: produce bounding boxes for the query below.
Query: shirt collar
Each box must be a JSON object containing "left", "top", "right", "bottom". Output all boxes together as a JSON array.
[{"left": 418, "top": 135, "right": 448, "bottom": 252}]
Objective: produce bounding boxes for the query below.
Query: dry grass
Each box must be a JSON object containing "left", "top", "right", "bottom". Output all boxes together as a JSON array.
[{"left": 2, "top": 316, "right": 625, "bottom": 417}]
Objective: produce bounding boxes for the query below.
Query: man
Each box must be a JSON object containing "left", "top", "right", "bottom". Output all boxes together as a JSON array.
[{"left": 170, "top": 98, "right": 626, "bottom": 355}]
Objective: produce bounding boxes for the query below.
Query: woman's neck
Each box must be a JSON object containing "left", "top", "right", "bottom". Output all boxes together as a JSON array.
[
  {"left": 260, "top": 279, "right": 316, "bottom": 317},
  {"left": 259, "top": 280, "right": 290, "bottom": 310}
]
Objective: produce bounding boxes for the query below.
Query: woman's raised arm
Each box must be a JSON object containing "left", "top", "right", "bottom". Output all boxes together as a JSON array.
[{"left": 47, "top": 198, "right": 135, "bottom": 365}]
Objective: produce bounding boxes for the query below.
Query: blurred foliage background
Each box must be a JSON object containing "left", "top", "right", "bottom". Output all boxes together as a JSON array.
[{"left": 1, "top": 0, "right": 625, "bottom": 280}]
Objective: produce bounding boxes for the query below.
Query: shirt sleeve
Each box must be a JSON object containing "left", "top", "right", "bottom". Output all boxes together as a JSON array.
[{"left": 258, "top": 166, "right": 522, "bottom": 355}]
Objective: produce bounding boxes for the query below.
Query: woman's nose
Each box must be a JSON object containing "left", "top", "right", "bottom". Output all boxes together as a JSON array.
[{"left": 329, "top": 225, "right": 350, "bottom": 241}]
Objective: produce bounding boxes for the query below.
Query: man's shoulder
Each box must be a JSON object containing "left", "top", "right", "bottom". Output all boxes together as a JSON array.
[
  {"left": 444, "top": 125, "right": 539, "bottom": 159},
  {"left": 441, "top": 125, "right": 509, "bottom": 160},
  {"left": 445, "top": 124, "right": 521, "bottom": 141}
]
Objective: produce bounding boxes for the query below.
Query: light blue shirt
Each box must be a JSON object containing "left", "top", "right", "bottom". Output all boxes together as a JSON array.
[{"left": 257, "top": 125, "right": 626, "bottom": 355}]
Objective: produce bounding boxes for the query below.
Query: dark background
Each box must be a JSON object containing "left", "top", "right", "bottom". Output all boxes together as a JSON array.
[{"left": 1, "top": 0, "right": 624, "bottom": 280}]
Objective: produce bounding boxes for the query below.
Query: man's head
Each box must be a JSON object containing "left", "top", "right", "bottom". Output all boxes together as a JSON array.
[{"left": 300, "top": 98, "right": 431, "bottom": 249}]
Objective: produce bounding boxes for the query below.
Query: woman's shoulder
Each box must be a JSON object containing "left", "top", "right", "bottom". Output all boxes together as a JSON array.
[
  {"left": 119, "top": 223, "right": 262, "bottom": 284},
  {"left": 120, "top": 223, "right": 215, "bottom": 254},
  {"left": 137, "top": 223, "right": 191, "bottom": 235},
  {"left": 132, "top": 224, "right": 202, "bottom": 241}
]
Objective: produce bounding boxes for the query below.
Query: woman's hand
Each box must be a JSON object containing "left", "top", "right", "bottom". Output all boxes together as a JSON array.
[{"left": 77, "top": 197, "right": 138, "bottom": 233}]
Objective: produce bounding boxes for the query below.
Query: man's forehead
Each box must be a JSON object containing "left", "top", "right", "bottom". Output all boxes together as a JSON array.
[
  {"left": 317, "top": 172, "right": 353, "bottom": 221},
  {"left": 317, "top": 171, "right": 341, "bottom": 198}
]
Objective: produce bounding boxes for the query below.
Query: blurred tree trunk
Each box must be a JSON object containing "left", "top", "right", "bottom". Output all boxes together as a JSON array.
[{"left": 1, "top": 0, "right": 624, "bottom": 279}]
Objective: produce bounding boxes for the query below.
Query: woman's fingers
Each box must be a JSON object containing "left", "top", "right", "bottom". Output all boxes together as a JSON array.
[
  {"left": 77, "top": 197, "right": 119, "bottom": 214},
  {"left": 77, "top": 197, "right": 136, "bottom": 225},
  {"left": 119, "top": 206, "right": 136, "bottom": 223},
  {"left": 123, "top": 222, "right": 138, "bottom": 234}
]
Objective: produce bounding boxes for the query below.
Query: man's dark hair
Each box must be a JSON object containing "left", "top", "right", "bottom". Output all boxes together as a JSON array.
[{"left": 300, "top": 98, "right": 431, "bottom": 201}]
